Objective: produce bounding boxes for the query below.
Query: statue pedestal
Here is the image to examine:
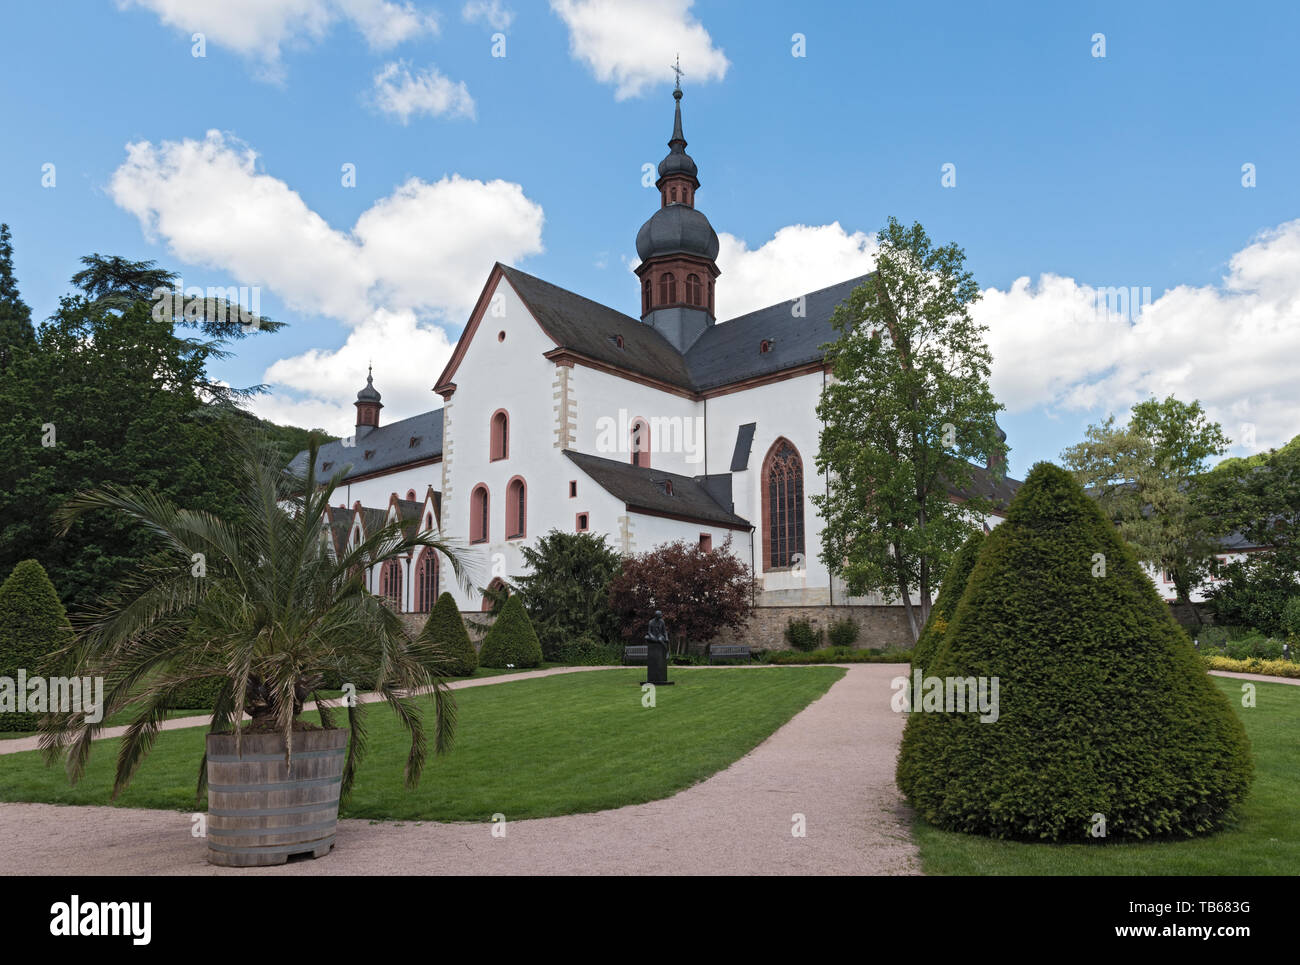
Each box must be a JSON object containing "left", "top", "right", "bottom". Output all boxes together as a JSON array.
[{"left": 642, "top": 640, "right": 674, "bottom": 686}]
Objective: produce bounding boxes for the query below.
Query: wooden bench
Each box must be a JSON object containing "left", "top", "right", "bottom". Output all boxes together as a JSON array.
[
  {"left": 708, "top": 644, "right": 751, "bottom": 664},
  {"left": 623, "top": 645, "right": 648, "bottom": 665}
]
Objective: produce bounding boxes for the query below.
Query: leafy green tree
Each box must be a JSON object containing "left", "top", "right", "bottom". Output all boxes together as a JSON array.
[
  {"left": 1196, "top": 435, "right": 1300, "bottom": 633},
  {"left": 508, "top": 530, "right": 622, "bottom": 660},
  {"left": 814, "top": 218, "right": 1006, "bottom": 641},
  {"left": 896, "top": 463, "right": 1252, "bottom": 841},
  {"left": 420, "top": 592, "right": 478, "bottom": 676},
  {"left": 0, "top": 254, "right": 286, "bottom": 610},
  {"left": 41, "top": 436, "right": 470, "bottom": 800},
  {"left": 0, "top": 559, "right": 74, "bottom": 732},
  {"left": 0, "top": 224, "right": 34, "bottom": 373},
  {"left": 1061, "top": 395, "right": 1229, "bottom": 620},
  {"left": 477, "top": 594, "right": 543, "bottom": 668}
]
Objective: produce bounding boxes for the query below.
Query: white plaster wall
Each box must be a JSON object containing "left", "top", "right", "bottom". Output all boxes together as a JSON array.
[{"left": 570, "top": 366, "right": 702, "bottom": 475}]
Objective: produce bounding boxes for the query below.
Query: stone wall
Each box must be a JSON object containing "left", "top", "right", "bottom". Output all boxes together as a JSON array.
[{"left": 707, "top": 604, "right": 914, "bottom": 653}]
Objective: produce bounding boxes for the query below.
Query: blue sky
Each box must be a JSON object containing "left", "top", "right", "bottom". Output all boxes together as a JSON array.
[{"left": 4, "top": 0, "right": 1299, "bottom": 477}]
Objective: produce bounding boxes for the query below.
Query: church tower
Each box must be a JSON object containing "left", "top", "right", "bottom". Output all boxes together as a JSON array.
[
  {"left": 354, "top": 365, "right": 383, "bottom": 438},
  {"left": 634, "top": 81, "right": 720, "bottom": 353}
]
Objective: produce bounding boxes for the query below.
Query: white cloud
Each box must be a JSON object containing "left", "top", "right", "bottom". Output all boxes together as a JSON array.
[
  {"left": 975, "top": 221, "right": 1300, "bottom": 451},
  {"left": 370, "top": 61, "right": 475, "bottom": 123},
  {"left": 259, "top": 309, "right": 455, "bottom": 435},
  {"left": 549, "top": 0, "right": 727, "bottom": 100},
  {"left": 109, "top": 130, "right": 544, "bottom": 430},
  {"left": 117, "top": 0, "right": 437, "bottom": 78},
  {"left": 462, "top": 0, "right": 513, "bottom": 31},
  {"left": 714, "top": 223, "right": 879, "bottom": 321},
  {"left": 714, "top": 219, "right": 1300, "bottom": 453}
]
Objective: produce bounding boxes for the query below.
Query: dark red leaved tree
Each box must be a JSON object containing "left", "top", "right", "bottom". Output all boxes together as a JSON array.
[{"left": 608, "top": 538, "right": 756, "bottom": 653}]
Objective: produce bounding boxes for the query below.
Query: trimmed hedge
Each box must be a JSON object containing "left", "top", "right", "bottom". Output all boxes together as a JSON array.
[
  {"left": 911, "top": 529, "right": 985, "bottom": 671},
  {"left": 477, "top": 594, "right": 543, "bottom": 669},
  {"left": 420, "top": 592, "right": 478, "bottom": 676},
  {"left": 763, "top": 645, "right": 913, "bottom": 665},
  {"left": 897, "top": 462, "right": 1253, "bottom": 842},
  {"left": 0, "top": 560, "right": 74, "bottom": 731}
]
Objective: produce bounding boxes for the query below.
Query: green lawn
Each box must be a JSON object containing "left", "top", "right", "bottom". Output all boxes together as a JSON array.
[
  {"left": 0, "top": 666, "right": 844, "bottom": 821},
  {"left": 0, "top": 663, "right": 568, "bottom": 740},
  {"left": 911, "top": 676, "right": 1300, "bottom": 875}
]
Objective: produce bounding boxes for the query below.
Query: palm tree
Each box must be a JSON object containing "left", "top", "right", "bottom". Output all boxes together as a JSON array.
[{"left": 40, "top": 432, "right": 474, "bottom": 803}]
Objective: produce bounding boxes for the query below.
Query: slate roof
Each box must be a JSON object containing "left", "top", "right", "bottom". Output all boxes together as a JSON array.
[
  {"left": 685, "top": 274, "right": 871, "bottom": 391},
  {"left": 323, "top": 507, "right": 352, "bottom": 556},
  {"left": 563, "top": 450, "right": 751, "bottom": 528},
  {"left": 949, "top": 464, "right": 1022, "bottom": 513},
  {"left": 498, "top": 265, "right": 695, "bottom": 389},
  {"left": 498, "top": 265, "right": 871, "bottom": 394},
  {"left": 287, "top": 410, "right": 443, "bottom": 483}
]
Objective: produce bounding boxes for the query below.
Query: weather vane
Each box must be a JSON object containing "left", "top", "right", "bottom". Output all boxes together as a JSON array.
[{"left": 671, "top": 53, "right": 684, "bottom": 91}]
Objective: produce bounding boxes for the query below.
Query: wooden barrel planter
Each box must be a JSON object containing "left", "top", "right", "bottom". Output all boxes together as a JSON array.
[{"left": 205, "top": 728, "right": 348, "bottom": 868}]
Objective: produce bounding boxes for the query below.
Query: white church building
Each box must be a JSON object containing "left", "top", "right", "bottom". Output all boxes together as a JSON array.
[{"left": 290, "top": 87, "right": 1017, "bottom": 636}]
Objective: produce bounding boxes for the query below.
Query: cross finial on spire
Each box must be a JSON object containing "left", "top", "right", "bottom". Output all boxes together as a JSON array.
[{"left": 671, "top": 53, "right": 684, "bottom": 91}]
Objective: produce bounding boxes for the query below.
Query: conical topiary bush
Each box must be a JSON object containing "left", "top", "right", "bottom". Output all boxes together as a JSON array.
[
  {"left": 0, "top": 559, "right": 74, "bottom": 731},
  {"left": 896, "top": 462, "right": 1253, "bottom": 841},
  {"left": 477, "top": 594, "right": 543, "bottom": 669},
  {"left": 911, "top": 529, "right": 986, "bottom": 671},
  {"left": 420, "top": 592, "right": 478, "bottom": 676}
]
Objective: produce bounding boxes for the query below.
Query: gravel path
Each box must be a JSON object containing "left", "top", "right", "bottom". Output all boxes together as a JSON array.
[{"left": 0, "top": 664, "right": 919, "bottom": 875}]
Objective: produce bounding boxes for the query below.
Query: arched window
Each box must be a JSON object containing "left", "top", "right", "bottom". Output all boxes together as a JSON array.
[
  {"left": 490, "top": 410, "right": 509, "bottom": 461},
  {"left": 658, "top": 272, "right": 676, "bottom": 305},
  {"left": 406, "top": 489, "right": 417, "bottom": 501},
  {"left": 413, "top": 550, "right": 438, "bottom": 613},
  {"left": 762, "top": 439, "right": 805, "bottom": 570},
  {"left": 630, "top": 418, "right": 650, "bottom": 468},
  {"left": 686, "top": 273, "right": 702, "bottom": 306},
  {"left": 482, "top": 576, "right": 508, "bottom": 612},
  {"left": 379, "top": 560, "right": 403, "bottom": 610},
  {"left": 670, "top": 185, "right": 678, "bottom": 202},
  {"left": 505, "top": 476, "right": 527, "bottom": 539},
  {"left": 470, "top": 484, "right": 489, "bottom": 544},
  {"left": 642, "top": 278, "right": 651, "bottom": 313},
  {"left": 708, "top": 279, "right": 714, "bottom": 313}
]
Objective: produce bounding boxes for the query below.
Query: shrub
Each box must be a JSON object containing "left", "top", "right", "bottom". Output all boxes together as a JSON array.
[
  {"left": 1203, "top": 655, "right": 1300, "bottom": 679},
  {"left": 553, "top": 634, "right": 621, "bottom": 666},
  {"left": 509, "top": 530, "right": 623, "bottom": 661},
  {"left": 1281, "top": 597, "right": 1300, "bottom": 638},
  {"left": 1222, "top": 632, "right": 1283, "bottom": 661},
  {"left": 0, "top": 559, "right": 74, "bottom": 731},
  {"left": 1205, "top": 553, "right": 1300, "bottom": 637},
  {"left": 897, "top": 462, "right": 1253, "bottom": 842},
  {"left": 784, "top": 618, "right": 822, "bottom": 652},
  {"left": 765, "top": 645, "right": 912, "bottom": 664},
  {"left": 911, "top": 529, "right": 986, "bottom": 671},
  {"left": 477, "top": 594, "right": 543, "bottom": 669},
  {"left": 608, "top": 538, "right": 756, "bottom": 653},
  {"left": 826, "top": 617, "right": 860, "bottom": 647},
  {"left": 419, "top": 592, "right": 478, "bottom": 676}
]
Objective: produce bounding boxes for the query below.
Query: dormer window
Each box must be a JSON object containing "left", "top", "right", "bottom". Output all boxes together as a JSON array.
[
  {"left": 759, "top": 339, "right": 773, "bottom": 354},
  {"left": 321, "top": 462, "right": 333, "bottom": 472},
  {"left": 363, "top": 450, "right": 375, "bottom": 460},
  {"left": 609, "top": 333, "right": 625, "bottom": 350},
  {"left": 409, "top": 436, "right": 421, "bottom": 448},
  {"left": 663, "top": 479, "right": 674, "bottom": 496}
]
